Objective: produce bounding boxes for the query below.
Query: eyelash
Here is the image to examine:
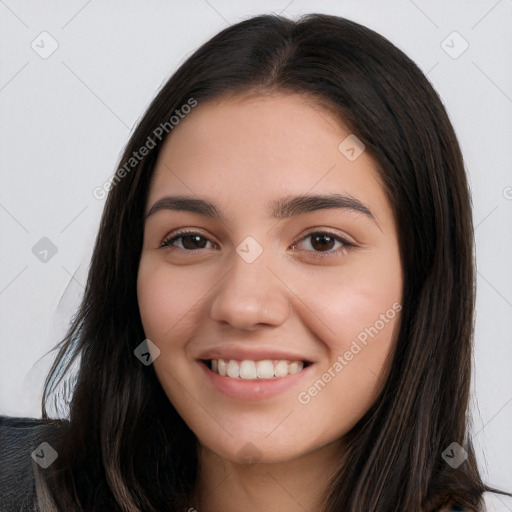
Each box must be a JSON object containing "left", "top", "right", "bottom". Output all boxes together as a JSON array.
[{"left": 159, "top": 229, "right": 355, "bottom": 258}]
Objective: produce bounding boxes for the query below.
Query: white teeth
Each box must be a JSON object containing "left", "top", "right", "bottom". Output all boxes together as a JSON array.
[
  {"left": 227, "top": 359, "right": 239, "bottom": 378},
  {"left": 218, "top": 359, "right": 227, "bottom": 377},
  {"left": 274, "top": 360, "right": 288, "bottom": 378},
  {"left": 209, "top": 358, "right": 306, "bottom": 379},
  {"left": 240, "top": 360, "right": 257, "bottom": 379},
  {"left": 256, "top": 360, "right": 274, "bottom": 379},
  {"left": 288, "top": 361, "right": 303, "bottom": 374}
]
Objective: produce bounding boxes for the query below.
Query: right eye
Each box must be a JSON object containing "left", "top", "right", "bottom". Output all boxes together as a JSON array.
[{"left": 160, "top": 230, "right": 219, "bottom": 251}]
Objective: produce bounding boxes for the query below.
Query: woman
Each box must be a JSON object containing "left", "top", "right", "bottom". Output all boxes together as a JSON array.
[{"left": 1, "top": 13, "right": 510, "bottom": 512}]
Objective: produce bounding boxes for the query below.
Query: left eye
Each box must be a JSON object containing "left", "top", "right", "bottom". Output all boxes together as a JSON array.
[
  {"left": 291, "top": 232, "right": 352, "bottom": 253},
  {"left": 160, "top": 232, "right": 216, "bottom": 250}
]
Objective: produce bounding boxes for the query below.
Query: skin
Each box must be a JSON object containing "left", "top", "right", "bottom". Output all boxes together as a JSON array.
[{"left": 137, "top": 91, "right": 403, "bottom": 512}]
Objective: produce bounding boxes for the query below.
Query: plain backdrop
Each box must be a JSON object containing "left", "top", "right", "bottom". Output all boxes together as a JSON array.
[{"left": 1, "top": 1, "right": 511, "bottom": 509}]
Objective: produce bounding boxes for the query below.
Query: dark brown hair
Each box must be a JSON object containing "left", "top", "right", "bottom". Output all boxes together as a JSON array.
[{"left": 39, "top": 13, "right": 511, "bottom": 511}]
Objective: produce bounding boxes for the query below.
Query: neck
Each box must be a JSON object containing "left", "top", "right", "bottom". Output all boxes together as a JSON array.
[{"left": 193, "top": 441, "right": 343, "bottom": 512}]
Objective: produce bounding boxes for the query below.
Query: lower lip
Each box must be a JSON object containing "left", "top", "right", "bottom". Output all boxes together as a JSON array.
[{"left": 199, "top": 361, "right": 314, "bottom": 401}]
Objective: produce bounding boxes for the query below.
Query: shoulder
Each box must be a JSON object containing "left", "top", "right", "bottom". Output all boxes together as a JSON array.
[{"left": 0, "top": 416, "right": 67, "bottom": 512}]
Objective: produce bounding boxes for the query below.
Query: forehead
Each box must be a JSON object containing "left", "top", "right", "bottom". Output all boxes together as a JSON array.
[
  {"left": 154, "top": 92, "right": 349, "bottom": 175},
  {"left": 148, "top": 92, "right": 389, "bottom": 221}
]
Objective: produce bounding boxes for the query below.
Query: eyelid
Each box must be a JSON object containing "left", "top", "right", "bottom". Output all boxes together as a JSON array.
[
  {"left": 159, "top": 227, "right": 357, "bottom": 255},
  {"left": 160, "top": 229, "right": 219, "bottom": 249},
  {"left": 289, "top": 229, "right": 356, "bottom": 258},
  {"left": 292, "top": 227, "right": 357, "bottom": 247}
]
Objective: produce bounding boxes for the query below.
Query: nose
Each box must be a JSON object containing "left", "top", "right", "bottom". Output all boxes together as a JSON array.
[{"left": 209, "top": 249, "right": 291, "bottom": 330}]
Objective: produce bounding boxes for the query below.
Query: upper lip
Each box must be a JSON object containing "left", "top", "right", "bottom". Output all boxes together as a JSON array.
[{"left": 197, "top": 346, "right": 314, "bottom": 363}]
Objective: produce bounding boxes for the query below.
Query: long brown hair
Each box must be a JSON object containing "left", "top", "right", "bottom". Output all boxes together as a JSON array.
[{"left": 40, "top": 13, "right": 510, "bottom": 511}]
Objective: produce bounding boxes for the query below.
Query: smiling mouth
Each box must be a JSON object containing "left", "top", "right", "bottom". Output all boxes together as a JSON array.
[{"left": 202, "top": 358, "right": 311, "bottom": 380}]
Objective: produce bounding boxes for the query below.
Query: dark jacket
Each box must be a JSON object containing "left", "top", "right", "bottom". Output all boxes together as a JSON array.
[
  {"left": 0, "top": 416, "right": 475, "bottom": 511},
  {"left": 0, "top": 416, "right": 64, "bottom": 511}
]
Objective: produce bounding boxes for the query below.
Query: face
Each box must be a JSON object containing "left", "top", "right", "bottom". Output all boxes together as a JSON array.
[{"left": 137, "top": 92, "right": 403, "bottom": 465}]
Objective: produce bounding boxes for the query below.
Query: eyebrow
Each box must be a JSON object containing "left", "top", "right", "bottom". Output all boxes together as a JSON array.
[{"left": 145, "top": 193, "right": 380, "bottom": 228}]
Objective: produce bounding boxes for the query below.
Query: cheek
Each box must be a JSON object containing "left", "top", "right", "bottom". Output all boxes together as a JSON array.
[
  {"left": 295, "top": 285, "right": 401, "bottom": 441},
  {"left": 289, "top": 250, "right": 402, "bottom": 412},
  {"left": 137, "top": 258, "right": 208, "bottom": 343},
  {"left": 291, "top": 260, "right": 402, "bottom": 352}
]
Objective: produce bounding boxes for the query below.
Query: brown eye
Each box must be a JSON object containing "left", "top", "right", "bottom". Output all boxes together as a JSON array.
[
  {"left": 180, "top": 234, "right": 209, "bottom": 250},
  {"left": 310, "top": 233, "right": 336, "bottom": 252},
  {"left": 291, "top": 231, "right": 354, "bottom": 256},
  {"left": 160, "top": 232, "right": 215, "bottom": 250}
]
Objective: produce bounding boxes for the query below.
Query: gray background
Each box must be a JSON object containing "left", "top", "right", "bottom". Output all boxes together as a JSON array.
[{"left": 1, "top": 1, "right": 511, "bottom": 509}]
